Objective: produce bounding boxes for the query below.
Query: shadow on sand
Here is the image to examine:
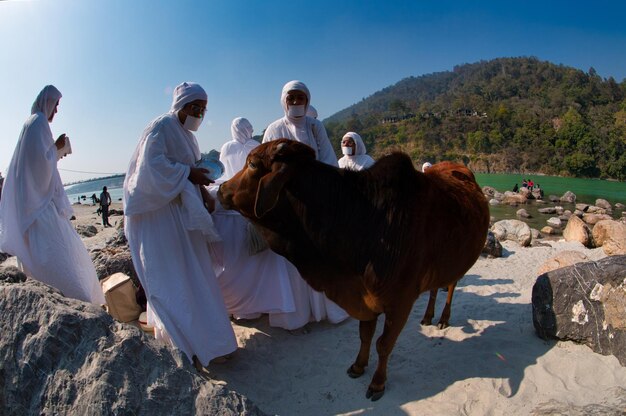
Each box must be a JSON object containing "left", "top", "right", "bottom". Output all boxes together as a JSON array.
[{"left": 209, "top": 272, "right": 554, "bottom": 416}]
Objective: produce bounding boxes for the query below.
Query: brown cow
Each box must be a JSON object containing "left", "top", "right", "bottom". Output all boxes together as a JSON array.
[{"left": 217, "top": 139, "right": 489, "bottom": 400}]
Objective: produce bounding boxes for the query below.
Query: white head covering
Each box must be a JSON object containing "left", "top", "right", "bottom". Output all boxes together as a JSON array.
[
  {"left": 0, "top": 85, "right": 72, "bottom": 261},
  {"left": 31, "top": 85, "right": 62, "bottom": 119},
  {"left": 230, "top": 117, "right": 254, "bottom": 144},
  {"left": 280, "top": 80, "right": 310, "bottom": 124},
  {"left": 170, "top": 82, "right": 207, "bottom": 112},
  {"left": 219, "top": 117, "right": 259, "bottom": 181},
  {"left": 338, "top": 132, "right": 375, "bottom": 171},
  {"left": 306, "top": 105, "right": 318, "bottom": 119},
  {"left": 422, "top": 162, "right": 432, "bottom": 172}
]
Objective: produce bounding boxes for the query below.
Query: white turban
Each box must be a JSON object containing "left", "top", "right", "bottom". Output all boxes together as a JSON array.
[
  {"left": 31, "top": 85, "right": 62, "bottom": 119},
  {"left": 170, "top": 82, "right": 207, "bottom": 112},
  {"left": 422, "top": 162, "right": 432, "bottom": 172},
  {"left": 280, "top": 80, "right": 310, "bottom": 114},
  {"left": 231, "top": 117, "right": 254, "bottom": 144}
]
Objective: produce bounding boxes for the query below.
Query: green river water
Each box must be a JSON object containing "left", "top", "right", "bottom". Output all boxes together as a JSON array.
[{"left": 474, "top": 173, "right": 625, "bottom": 229}]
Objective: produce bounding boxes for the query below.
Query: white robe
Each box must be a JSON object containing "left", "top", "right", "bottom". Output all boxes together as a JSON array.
[
  {"left": 263, "top": 93, "right": 349, "bottom": 328},
  {"left": 124, "top": 112, "right": 236, "bottom": 365},
  {"left": 210, "top": 129, "right": 296, "bottom": 320},
  {"left": 0, "top": 111, "right": 104, "bottom": 304}
]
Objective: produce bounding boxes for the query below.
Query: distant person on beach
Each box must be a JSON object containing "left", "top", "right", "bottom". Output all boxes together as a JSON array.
[
  {"left": 209, "top": 117, "right": 295, "bottom": 321},
  {"left": 0, "top": 85, "right": 104, "bottom": 304},
  {"left": 263, "top": 80, "right": 348, "bottom": 330},
  {"left": 123, "top": 82, "right": 236, "bottom": 368},
  {"left": 99, "top": 186, "right": 112, "bottom": 227},
  {"left": 338, "top": 132, "right": 375, "bottom": 170}
]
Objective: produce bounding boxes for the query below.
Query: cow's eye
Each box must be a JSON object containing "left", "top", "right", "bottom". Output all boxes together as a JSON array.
[{"left": 248, "top": 161, "right": 257, "bottom": 169}]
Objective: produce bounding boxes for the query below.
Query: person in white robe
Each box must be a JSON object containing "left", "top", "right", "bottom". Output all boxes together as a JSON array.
[
  {"left": 338, "top": 132, "right": 375, "bottom": 170},
  {"left": 209, "top": 117, "right": 295, "bottom": 321},
  {"left": 0, "top": 85, "right": 104, "bottom": 304},
  {"left": 123, "top": 82, "right": 237, "bottom": 367},
  {"left": 262, "top": 80, "right": 349, "bottom": 330}
]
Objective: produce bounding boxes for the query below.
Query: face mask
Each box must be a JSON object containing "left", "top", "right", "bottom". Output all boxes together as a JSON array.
[
  {"left": 287, "top": 105, "right": 306, "bottom": 118},
  {"left": 183, "top": 114, "right": 203, "bottom": 131},
  {"left": 342, "top": 146, "right": 353, "bottom": 156}
]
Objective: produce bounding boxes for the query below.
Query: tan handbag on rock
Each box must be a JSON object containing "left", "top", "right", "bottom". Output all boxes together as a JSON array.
[{"left": 101, "top": 273, "right": 142, "bottom": 322}]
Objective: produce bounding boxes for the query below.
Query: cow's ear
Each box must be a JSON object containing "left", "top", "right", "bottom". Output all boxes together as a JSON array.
[{"left": 254, "top": 163, "right": 291, "bottom": 218}]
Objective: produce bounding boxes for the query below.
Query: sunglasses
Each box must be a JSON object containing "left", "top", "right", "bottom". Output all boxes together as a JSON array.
[{"left": 188, "top": 103, "right": 207, "bottom": 116}]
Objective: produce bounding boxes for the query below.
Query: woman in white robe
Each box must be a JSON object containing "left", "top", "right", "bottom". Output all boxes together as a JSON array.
[
  {"left": 0, "top": 85, "right": 104, "bottom": 304},
  {"left": 124, "top": 82, "right": 237, "bottom": 366},
  {"left": 210, "top": 117, "right": 295, "bottom": 320},
  {"left": 338, "top": 132, "right": 375, "bottom": 170},
  {"left": 262, "top": 80, "right": 349, "bottom": 330}
]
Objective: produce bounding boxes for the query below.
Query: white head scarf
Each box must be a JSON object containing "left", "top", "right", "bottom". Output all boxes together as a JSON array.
[
  {"left": 422, "top": 162, "right": 432, "bottom": 172},
  {"left": 219, "top": 117, "right": 259, "bottom": 181},
  {"left": 31, "top": 85, "right": 62, "bottom": 119},
  {"left": 0, "top": 85, "right": 72, "bottom": 261},
  {"left": 230, "top": 117, "right": 254, "bottom": 144},
  {"left": 280, "top": 80, "right": 310, "bottom": 125},
  {"left": 170, "top": 82, "right": 207, "bottom": 112},
  {"left": 306, "top": 105, "right": 318, "bottom": 119},
  {"left": 338, "top": 132, "right": 375, "bottom": 171}
]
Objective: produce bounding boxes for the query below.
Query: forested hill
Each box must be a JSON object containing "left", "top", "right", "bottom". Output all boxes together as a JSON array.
[{"left": 324, "top": 57, "right": 626, "bottom": 180}]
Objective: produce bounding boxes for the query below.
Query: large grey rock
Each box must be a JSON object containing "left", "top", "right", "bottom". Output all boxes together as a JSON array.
[
  {"left": 76, "top": 224, "right": 98, "bottom": 238},
  {"left": 0, "top": 272, "right": 266, "bottom": 416},
  {"left": 491, "top": 219, "right": 532, "bottom": 247},
  {"left": 532, "top": 255, "right": 626, "bottom": 366},
  {"left": 560, "top": 191, "right": 576, "bottom": 203}
]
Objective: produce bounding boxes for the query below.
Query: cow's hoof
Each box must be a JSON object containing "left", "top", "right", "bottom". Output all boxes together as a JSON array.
[
  {"left": 437, "top": 321, "right": 449, "bottom": 329},
  {"left": 420, "top": 318, "right": 432, "bottom": 326},
  {"left": 366, "top": 387, "right": 385, "bottom": 401},
  {"left": 347, "top": 365, "right": 364, "bottom": 378}
]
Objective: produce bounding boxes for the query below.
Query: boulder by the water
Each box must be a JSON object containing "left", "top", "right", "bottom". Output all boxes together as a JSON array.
[
  {"left": 0, "top": 270, "right": 266, "bottom": 416},
  {"left": 491, "top": 219, "right": 532, "bottom": 247},
  {"left": 532, "top": 255, "right": 626, "bottom": 366},
  {"left": 562, "top": 215, "right": 593, "bottom": 248},
  {"left": 560, "top": 191, "right": 576, "bottom": 204},
  {"left": 481, "top": 230, "right": 503, "bottom": 258},
  {"left": 592, "top": 220, "right": 626, "bottom": 256}
]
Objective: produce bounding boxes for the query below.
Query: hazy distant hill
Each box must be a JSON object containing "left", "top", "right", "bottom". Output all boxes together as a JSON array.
[{"left": 324, "top": 57, "right": 626, "bottom": 180}]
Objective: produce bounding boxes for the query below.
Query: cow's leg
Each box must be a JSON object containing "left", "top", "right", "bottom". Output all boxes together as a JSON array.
[
  {"left": 347, "top": 318, "right": 377, "bottom": 379},
  {"left": 420, "top": 289, "right": 438, "bottom": 325},
  {"left": 437, "top": 282, "right": 457, "bottom": 329},
  {"left": 367, "top": 305, "right": 412, "bottom": 401}
]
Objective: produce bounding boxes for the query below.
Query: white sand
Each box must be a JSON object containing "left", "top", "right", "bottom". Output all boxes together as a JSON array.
[
  {"left": 9, "top": 203, "right": 626, "bottom": 415},
  {"left": 208, "top": 240, "right": 626, "bottom": 416}
]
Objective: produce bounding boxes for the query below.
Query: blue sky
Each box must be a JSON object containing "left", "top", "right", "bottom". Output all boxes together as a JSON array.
[{"left": 1, "top": 0, "right": 625, "bottom": 183}]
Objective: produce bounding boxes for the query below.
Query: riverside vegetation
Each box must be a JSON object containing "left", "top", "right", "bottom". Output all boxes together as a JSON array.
[{"left": 324, "top": 57, "right": 626, "bottom": 180}]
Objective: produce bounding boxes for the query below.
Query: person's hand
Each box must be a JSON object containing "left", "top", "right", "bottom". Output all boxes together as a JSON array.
[
  {"left": 55, "top": 134, "right": 67, "bottom": 150},
  {"left": 188, "top": 167, "right": 214, "bottom": 186}
]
